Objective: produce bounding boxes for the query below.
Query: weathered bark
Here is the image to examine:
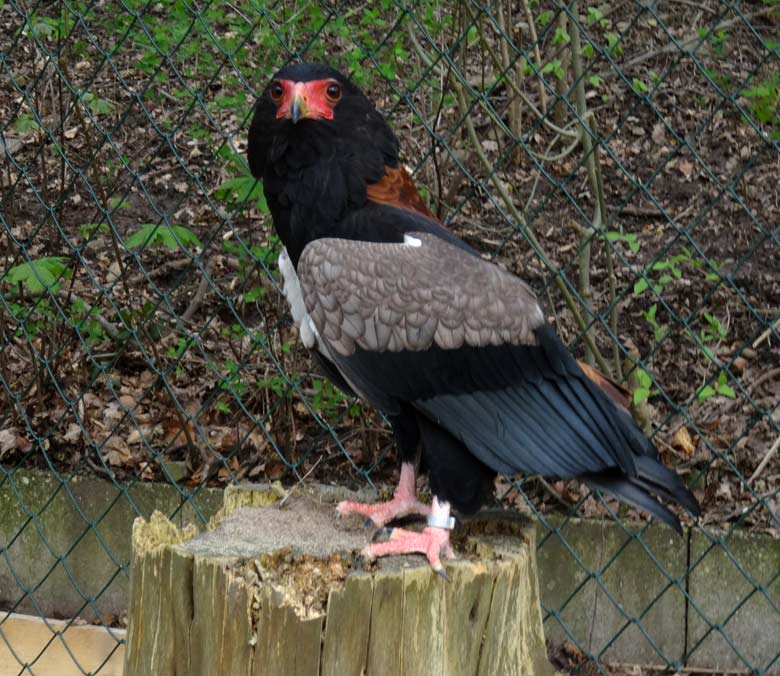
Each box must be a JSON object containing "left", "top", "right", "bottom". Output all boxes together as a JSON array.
[{"left": 124, "top": 484, "right": 555, "bottom": 676}]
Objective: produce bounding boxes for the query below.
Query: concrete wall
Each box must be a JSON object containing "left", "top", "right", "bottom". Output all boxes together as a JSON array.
[
  {"left": 0, "top": 469, "right": 222, "bottom": 622},
  {"left": 537, "top": 516, "right": 779, "bottom": 673},
  {"left": 0, "top": 470, "right": 777, "bottom": 672}
]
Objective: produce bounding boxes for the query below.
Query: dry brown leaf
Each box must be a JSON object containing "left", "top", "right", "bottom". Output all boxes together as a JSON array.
[
  {"left": 138, "top": 461, "right": 155, "bottom": 481},
  {"left": 0, "top": 429, "right": 16, "bottom": 455},
  {"left": 651, "top": 122, "right": 665, "bottom": 145},
  {"left": 104, "top": 449, "right": 129, "bottom": 466},
  {"left": 677, "top": 158, "right": 694, "bottom": 179},
  {"left": 672, "top": 427, "right": 696, "bottom": 457},
  {"left": 161, "top": 417, "right": 196, "bottom": 448},
  {"left": 119, "top": 394, "right": 135, "bottom": 409},
  {"left": 265, "top": 460, "right": 286, "bottom": 480},
  {"left": 63, "top": 423, "right": 82, "bottom": 443},
  {"left": 218, "top": 456, "right": 241, "bottom": 482},
  {"left": 103, "top": 437, "right": 132, "bottom": 466}
]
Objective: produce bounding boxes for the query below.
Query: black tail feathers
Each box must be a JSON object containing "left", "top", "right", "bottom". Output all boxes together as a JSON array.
[{"left": 586, "top": 458, "right": 700, "bottom": 534}]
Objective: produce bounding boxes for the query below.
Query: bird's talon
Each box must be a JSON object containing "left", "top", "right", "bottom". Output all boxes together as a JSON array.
[
  {"left": 354, "top": 553, "right": 370, "bottom": 570},
  {"left": 371, "top": 527, "right": 393, "bottom": 542},
  {"left": 435, "top": 566, "right": 449, "bottom": 582}
]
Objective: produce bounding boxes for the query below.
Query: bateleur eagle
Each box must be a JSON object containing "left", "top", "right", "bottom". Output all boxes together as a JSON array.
[{"left": 247, "top": 63, "right": 700, "bottom": 575}]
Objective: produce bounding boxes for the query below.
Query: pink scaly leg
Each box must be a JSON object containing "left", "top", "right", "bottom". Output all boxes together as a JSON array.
[
  {"left": 337, "top": 463, "right": 431, "bottom": 527},
  {"left": 361, "top": 498, "right": 456, "bottom": 577}
]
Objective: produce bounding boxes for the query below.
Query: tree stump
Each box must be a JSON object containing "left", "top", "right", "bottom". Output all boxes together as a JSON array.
[{"left": 124, "top": 484, "right": 555, "bottom": 676}]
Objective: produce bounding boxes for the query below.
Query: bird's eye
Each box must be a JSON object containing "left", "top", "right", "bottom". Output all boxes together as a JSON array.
[
  {"left": 270, "top": 82, "right": 284, "bottom": 101},
  {"left": 326, "top": 82, "right": 341, "bottom": 102}
]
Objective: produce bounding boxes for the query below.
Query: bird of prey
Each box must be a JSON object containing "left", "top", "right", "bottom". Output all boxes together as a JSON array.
[{"left": 247, "top": 63, "right": 700, "bottom": 575}]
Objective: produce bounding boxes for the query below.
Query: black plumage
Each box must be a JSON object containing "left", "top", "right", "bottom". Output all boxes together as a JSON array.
[{"left": 248, "top": 62, "right": 700, "bottom": 535}]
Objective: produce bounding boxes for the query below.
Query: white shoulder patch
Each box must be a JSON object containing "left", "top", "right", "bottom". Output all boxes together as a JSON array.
[
  {"left": 403, "top": 234, "right": 422, "bottom": 247},
  {"left": 278, "top": 248, "right": 307, "bottom": 326},
  {"left": 278, "top": 247, "right": 322, "bottom": 351}
]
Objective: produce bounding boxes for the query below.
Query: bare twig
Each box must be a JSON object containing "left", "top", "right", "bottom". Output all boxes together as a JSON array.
[
  {"left": 127, "top": 257, "right": 193, "bottom": 285},
  {"left": 496, "top": 0, "right": 522, "bottom": 162},
  {"left": 56, "top": 289, "right": 122, "bottom": 340},
  {"left": 748, "top": 434, "right": 780, "bottom": 485},
  {"left": 277, "top": 454, "right": 324, "bottom": 508},
  {"left": 752, "top": 316, "right": 780, "bottom": 349},
  {"left": 596, "top": 7, "right": 777, "bottom": 79},
  {"left": 9, "top": 284, "right": 124, "bottom": 340},
  {"left": 519, "top": 0, "right": 547, "bottom": 113},
  {"left": 533, "top": 475, "right": 575, "bottom": 509},
  {"left": 458, "top": 6, "right": 577, "bottom": 138},
  {"left": 570, "top": 15, "right": 601, "bottom": 369},
  {"left": 181, "top": 257, "right": 215, "bottom": 322},
  {"left": 553, "top": 10, "right": 570, "bottom": 128}
]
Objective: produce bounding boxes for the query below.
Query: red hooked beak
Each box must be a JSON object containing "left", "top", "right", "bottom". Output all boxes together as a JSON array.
[{"left": 275, "top": 80, "right": 336, "bottom": 124}]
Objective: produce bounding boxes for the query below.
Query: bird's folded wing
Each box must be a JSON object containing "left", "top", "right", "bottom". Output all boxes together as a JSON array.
[
  {"left": 296, "top": 231, "right": 643, "bottom": 482},
  {"left": 297, "top": 232, "right": 545, "bottom": 357}
]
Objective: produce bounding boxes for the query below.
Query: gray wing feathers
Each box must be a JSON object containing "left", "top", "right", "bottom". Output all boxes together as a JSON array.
[{"left": 298, "top": 233, "right": 544, "bottom": 356}]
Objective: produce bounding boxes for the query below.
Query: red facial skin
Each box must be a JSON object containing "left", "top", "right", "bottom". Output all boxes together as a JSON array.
[{"left": 272, "top": 78, "right": 340, "bottom": 121}]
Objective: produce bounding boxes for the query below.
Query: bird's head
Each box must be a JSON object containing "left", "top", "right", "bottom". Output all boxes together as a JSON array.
[
  {"left": 265, "top": 63, "right": 348, "bottom": 124},
  {"left": 247, "top": 63, "right": 399, "bottom": 186}
]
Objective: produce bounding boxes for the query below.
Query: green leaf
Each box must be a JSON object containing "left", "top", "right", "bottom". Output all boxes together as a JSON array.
[
  {"left": 108, "top": 196, "right": 129, "bottom": 210},
  {"left": 606, "top": 231, "right": 639, "bottom": 254},
  {"left": 542, "top": 59, "right": 564, "bottom": 81},
  {"left": 636, "top": 369, "right": 652, "bottom": 388},
  {"left": 632, "top": 78, "right": 648, "bottom": 94},
  {"left": 82, "top": 92, "right": 115, "bottom": 116},
  {"left": 606, "top": 33, "right": 623, "bottom": 56},
  {"left": 716, "top": 383, "right": 736, "bottom": 398},
  {"left": 4, "top": 256, "right": 70, "bottom": 293},
  {"left": 700, "top": 345, "right": 716, "bottom": 363},
  {"left": 716, "top": 371, "right": 736, "bottom": 398},
  {"left": 633, "top": 278, "right": 649, "bottom": 296},
  {"left": 697, "top": 385, "right": 716, "bottom": 401},
  {"left": 587, "top": 6, "right": 604, "bottom": 24},
  {"left": 633, "top": 388, "right": 650, "bottom": 406},
  {"left": 537, "top": 10, "right": 553, "bottom": 26},
  {"left": 553, "top": 27, "right": 570, "bottom": 45},
  {"left": 243, "top": 286, "right": 265, "bottom": 303},
  {"left": 126, "top": 224, "right": 202, "bottom": 251},
  {"left": 79, "top": 222, "right": 110, "bottom": 239},
  {"left": 14, "top": 114, "right": 40, "bottom": 135},
  {"left": 214, "top": 175, "right": 269, "bottom": 213}
]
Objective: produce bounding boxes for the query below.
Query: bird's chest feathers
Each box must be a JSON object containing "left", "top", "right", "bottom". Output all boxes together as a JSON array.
[{"left": 278, "top": 247, "right": 320, "bottom": 350}]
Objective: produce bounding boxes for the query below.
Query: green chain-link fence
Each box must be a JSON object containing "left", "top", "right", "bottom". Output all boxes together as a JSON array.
[{"left": 1, "top": 0, "right": 778, "bottom": 673}]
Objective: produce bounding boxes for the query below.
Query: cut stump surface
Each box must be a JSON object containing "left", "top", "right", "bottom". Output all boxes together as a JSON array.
[{"left": 124, "top": 484, "right": 555, "bottom": 676}]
